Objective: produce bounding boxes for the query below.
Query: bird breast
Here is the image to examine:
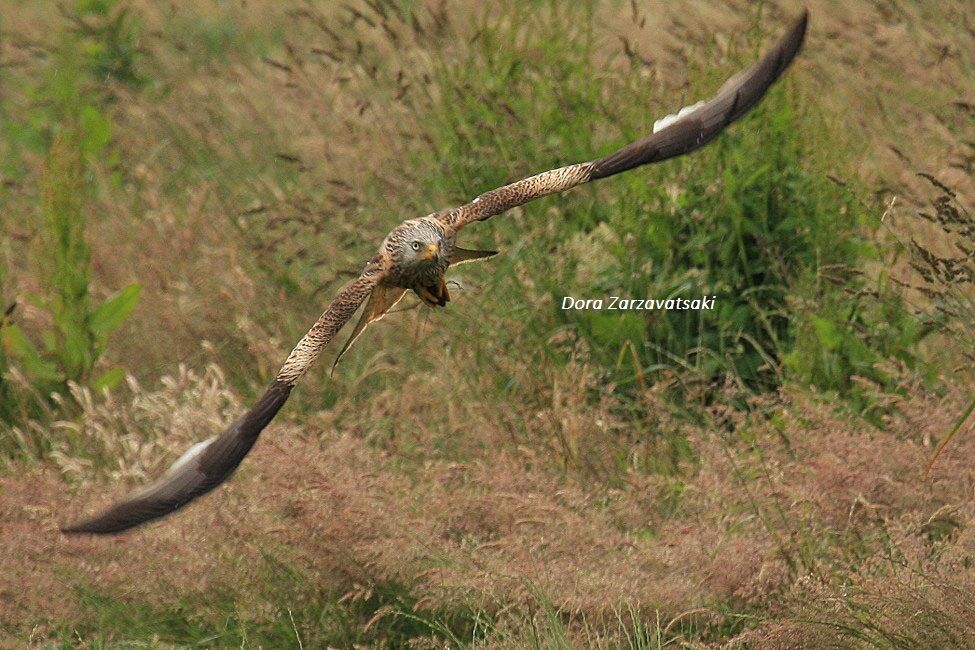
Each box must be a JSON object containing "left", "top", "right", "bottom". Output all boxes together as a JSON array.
[{"left": 389, "top": 251, "right": 449, "bottom": 288}]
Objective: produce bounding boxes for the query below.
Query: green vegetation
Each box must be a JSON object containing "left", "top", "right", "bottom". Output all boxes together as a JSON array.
[
  {"left": 294, "top": 1, "right": 930, "bottom": 412},
  {"left": 0, "top": 0, "right": 141, "bottom": 460},
  {"left": 7, "top": 128, "right": 139, "bottom": 390},
  {"left": 53, "top": 581, "right": 699, "bottom": 649},
  {"left": 54, "top": 574, "right": 478, "bottom": 648}
]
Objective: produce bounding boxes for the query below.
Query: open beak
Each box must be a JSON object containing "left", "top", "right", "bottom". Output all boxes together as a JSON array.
[{"left": 417, "top": 242, "right": 439, "bottom": 261}]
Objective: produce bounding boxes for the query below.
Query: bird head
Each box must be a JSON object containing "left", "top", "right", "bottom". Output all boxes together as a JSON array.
[{"left": 394, "top": 221, "right": 444, "bottom": 267}]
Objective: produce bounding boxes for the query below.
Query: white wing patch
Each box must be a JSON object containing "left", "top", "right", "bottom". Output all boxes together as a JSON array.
[
  {"left": 653, "top": 100, "right": 707, "bottom": 133},
  {"left": 165, "top": 436, "right": 216, "bottom": 477},
  {"left": 125, "top": 436, "right": 215, "bottom": 500}
]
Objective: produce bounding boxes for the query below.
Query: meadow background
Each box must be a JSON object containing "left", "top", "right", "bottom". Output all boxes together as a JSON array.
[{"left": 1, "top": 0, "right": 974, "bottom": 647}]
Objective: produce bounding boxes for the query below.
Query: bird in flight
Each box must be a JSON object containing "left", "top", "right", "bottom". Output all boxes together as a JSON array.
[{"left": 62, "top": 11, "right": 808, "bottom": 534}]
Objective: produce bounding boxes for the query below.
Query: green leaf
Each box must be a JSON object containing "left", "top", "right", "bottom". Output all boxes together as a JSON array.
[
  {"left": 91, "top": 367, "right": 124, "bottom": 392},
  {"left": 2, "top": 324, "right": 38, "bottom": 359},
  {"left": 56, "top": 316, "right": 94, "bottom": 379},
  {"left": 1, "top": 325, "right": 62, "bottom": 382},
  {"left": 89, "top": 283, "right": 141, "bottom": 336}
]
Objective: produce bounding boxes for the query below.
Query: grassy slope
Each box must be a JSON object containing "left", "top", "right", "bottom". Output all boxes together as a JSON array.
[{"left": 1, "top": 0, "right": 974, "bottom": 647}]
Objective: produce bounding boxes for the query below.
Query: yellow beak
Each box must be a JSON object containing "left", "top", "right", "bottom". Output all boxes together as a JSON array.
[{"left": 417, "top": 242, "right": 439, "bottom": 260}]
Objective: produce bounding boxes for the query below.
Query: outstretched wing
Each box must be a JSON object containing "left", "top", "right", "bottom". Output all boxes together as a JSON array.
[
  {"left": 437, "top": 11, "right": 808, "bottom": 231},
  {"left": 62, "top": 257, "right": 387, "bottom": 535}
]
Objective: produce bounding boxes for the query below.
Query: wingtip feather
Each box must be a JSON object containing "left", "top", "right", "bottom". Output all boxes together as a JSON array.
[{"left": 60, "top": 381, "right": 292, "bottom": 536}]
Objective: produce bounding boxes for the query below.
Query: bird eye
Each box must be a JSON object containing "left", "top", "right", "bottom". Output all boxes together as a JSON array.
[{"left": 411, "top": 241, "right": 420, "bottom": 251}]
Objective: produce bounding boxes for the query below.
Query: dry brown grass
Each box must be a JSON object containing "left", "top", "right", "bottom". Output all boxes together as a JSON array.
[{"left": 3, "top": 350, "right": 973, "bottom": 644}]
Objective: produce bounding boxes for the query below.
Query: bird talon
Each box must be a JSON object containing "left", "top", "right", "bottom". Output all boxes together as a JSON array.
[{"left": 417, "top": 285, "right": 447, "bottom": 307}]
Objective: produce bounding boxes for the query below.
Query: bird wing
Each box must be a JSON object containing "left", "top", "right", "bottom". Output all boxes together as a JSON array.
[
  {"left": 449, "top": 246, "right": 499, "bottom": 266},
  {"left": 331, "top": 285, "right": 408, "bottom": 371},
  {"left": 330, "top": 245, "right": 500, "bottom": 371},
  {"left": 62, "top": 256, "right": 387, "bottom": 535},
  {"left": 437, "top": 11, "right": 808, "bottom": 232}
]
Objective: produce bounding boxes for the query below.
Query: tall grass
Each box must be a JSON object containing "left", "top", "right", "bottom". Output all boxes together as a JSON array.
[
  {"left": 897, "top": 173, "right": 975, "bottom": 468},
  {"left": 5, "top": 1, "right": 973, "bottom": 648},
  {"left": 0, "top": 3, "right": 142, "bottom": 458},
  {"left": 0, "top": 125, "right": 141, "bottom": 461},
  {"left": 272, "top": 1, "right": 926, "bottom": 412},
  {"left": 904, "top": 174, "right": 975, "bottom": 362},
  {"left": 51, "top": 555, "right": 717, "bottom": 650}
]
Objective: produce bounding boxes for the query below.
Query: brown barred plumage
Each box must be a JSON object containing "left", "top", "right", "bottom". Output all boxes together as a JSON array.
[
  {"left": 275, "top": 257, "right": 386, "bottom": 385},
  {"left": 62, "top": 11, "right": 807, "bottom": 535},
  {"left": 439, "top": 163, "right": 596, "bottom": 229}
]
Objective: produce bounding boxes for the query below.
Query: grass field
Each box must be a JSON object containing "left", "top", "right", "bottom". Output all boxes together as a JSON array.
[{"left": 2, "top": 0, "right": 975, "bottom": 647}]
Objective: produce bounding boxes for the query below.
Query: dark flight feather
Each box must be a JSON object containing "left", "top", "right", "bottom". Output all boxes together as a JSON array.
[
  {"left": 61, "top": 382, "right": 292, "bottom": 534},
  {"left": 588, "top": 11, "right": 808, "bottom": 180}
]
